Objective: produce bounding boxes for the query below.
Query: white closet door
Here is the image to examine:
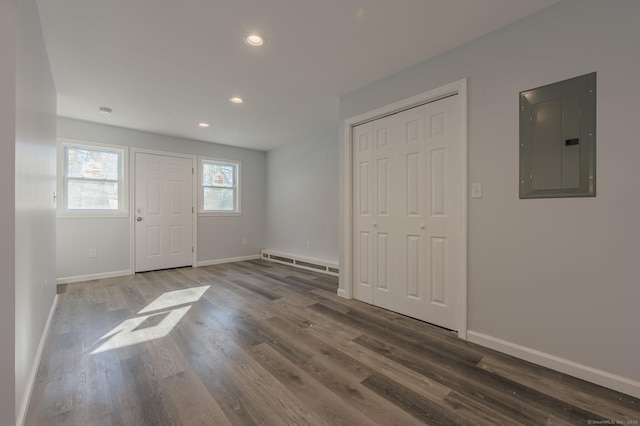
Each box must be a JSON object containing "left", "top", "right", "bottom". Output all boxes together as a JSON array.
[
  {"left": 352, "top": 95, "right": 461, "bottom": 331},
  {"left": 398, "top": 96, "right": 461, "bottom": 329},
  {"left": 353, "top": 122, "right": 375, "bottom": 304}
]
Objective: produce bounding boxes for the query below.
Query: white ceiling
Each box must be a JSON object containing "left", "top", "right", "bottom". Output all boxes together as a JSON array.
[{"left": 37, "top": 0, "right": 560, "bottom": 151}]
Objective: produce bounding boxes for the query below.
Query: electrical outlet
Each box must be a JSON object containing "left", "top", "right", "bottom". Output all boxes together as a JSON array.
[
  {"left": 89, "top": 248, "right": 97, "bottom": 258},
  {"left": 306, "top": 241, "right": 310, "bottom": 249},
  {"left": 242, "top": 238, "right": 247, "bottom": 246},
  {"left": 471, "top": 183, "right": 482, "bottom": 199}
]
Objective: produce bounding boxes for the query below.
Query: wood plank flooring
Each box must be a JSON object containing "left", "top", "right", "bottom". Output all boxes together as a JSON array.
[{"left": 26, "top": 260, "right": 640, "bottom": 425}]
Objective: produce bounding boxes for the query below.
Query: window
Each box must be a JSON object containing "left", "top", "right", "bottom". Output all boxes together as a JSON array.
[
  {"left": 58, "top": 139, "right": 128, "bottom": 215},
  {"left": 199, "top": 157, "right": 240, "bottom": 215}
]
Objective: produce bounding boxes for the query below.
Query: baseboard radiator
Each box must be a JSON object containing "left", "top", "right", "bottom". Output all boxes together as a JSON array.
[{"left": 261, "top": 250, "right": 339, "bottom": 277}]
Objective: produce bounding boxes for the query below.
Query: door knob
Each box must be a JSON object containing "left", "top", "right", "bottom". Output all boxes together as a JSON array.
[
  {"left": 373, "top": 222, "right": 378, "bottom": 227},
  {"left": 420, "top": 224, "right": 425, "bottom": 229},
  {"left": 137, "top": 217, "right": 143, "bottom": 222}
]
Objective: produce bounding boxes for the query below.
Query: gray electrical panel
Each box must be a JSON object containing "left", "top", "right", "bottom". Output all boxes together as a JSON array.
[{"left": 519, "top": 72, "right": 596, "bottom": 198}]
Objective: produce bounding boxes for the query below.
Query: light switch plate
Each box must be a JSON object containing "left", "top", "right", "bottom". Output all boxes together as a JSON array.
[{"left": 471, "top": 183, "right": 482, "bottom": 198}]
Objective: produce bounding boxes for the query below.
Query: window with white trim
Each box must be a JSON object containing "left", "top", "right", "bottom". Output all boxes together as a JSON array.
[
  {"left": 199, "top": 157, "right": 240, "bottom": 215},
  {"left": 58, "top": 140, "right": 128, "bottom": 215}
]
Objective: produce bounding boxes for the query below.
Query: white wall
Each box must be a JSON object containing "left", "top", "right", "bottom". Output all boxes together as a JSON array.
[
  {"left": 0, "top": 2, "right": 17, "bottom": 423},
  {"left": 340, "top": 0, "right": 640, "bottom": 389},
  {"left": 15, "top": 0, "right": 58, "bottom": 420},
  {"left": 266, "top": 127, "right": 339, "bottom": 263},
  {"left": 0, "top": 0, "right": 59, "bottom": 423},
  {"left": 57, "top": 118, "right": 266, "bottom": 280}
]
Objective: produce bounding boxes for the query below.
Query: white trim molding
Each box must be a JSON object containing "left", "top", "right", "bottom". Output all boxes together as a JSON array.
[
  {"left": 57, "top": 269, "right": 132, "bottom": 285},
  {"left": 197, "top": 255, "right": 261, "bottom": 267},
  {"left": 468, "top": 331, "right": 640, "bottom": 399},
  {"left": 17, "top": 295, "right": 59, "bottom": 426},
  {"left": 339, "top": 78, "right": 468, "bottom": 339},
  {"left": 261, "top": 250, "right": 339, "bottom": 277}
]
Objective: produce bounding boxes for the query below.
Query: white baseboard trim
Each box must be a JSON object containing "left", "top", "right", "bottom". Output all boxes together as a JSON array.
[
  {"left": 17, "top": 294, "right": 59, "bottom": 426},
  {"left": 57, "top": 269, "right": 133, "bottom": 284},
  {"left": 467, "top": 330, "right": 640, "bottom": 399},
  {"left": 261, "top": 250, "right": 339, "bottom": 277},
  {"left": 197, "top": 255, "right": 261, "bottom": 267}
]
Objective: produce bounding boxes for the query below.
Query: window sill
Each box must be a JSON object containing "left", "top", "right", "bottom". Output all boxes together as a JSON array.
[
  {"left": 57, "top": 212, "right": 130, "bottom": 219},
  {"left": 197, "top": 211, "right": 242, "bottom": 217}
]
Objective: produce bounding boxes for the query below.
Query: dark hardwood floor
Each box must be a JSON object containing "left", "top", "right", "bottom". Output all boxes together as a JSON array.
[{"left": 26, "top": 260, "right": 640, "bottom": 425}]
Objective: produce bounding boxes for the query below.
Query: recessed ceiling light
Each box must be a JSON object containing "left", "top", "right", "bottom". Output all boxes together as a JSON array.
[
  {"left": 198, "top": 122, "right": 210, "bottom": 128},
  {"left": 245, "top": 33, "right": 265, "bottom": 47},
  {"left": 98, "top": 106, "right": 112, "bottom": 115},
  {"left": 229, "top": 97, "right": 244, "bottom": 104}
]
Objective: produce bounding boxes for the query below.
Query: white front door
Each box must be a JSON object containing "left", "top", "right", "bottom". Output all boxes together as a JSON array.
[
  {"left": 135, "top": 153, "right": 194, "bottom": 273},
  {"left": 352, "top": 95, "right": 462, "bottom": 330}
]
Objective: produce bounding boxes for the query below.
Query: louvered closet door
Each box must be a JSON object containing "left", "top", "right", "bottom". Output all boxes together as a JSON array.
[{"left": 352, "top": 95, "right": 461, "bottom": 331}]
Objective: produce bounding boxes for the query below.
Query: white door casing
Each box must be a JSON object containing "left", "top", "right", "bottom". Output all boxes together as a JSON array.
[
  {"left": 348, "top": 81, "right": 466, "bottom": 333},
  {"left": 135, "top": 152, "right": 194, "bottom": 272}
]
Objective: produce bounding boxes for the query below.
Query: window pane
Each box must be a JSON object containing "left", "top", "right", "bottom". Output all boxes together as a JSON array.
[
  {"left": 67, "top": 147, "right": 119, "bottom": 180},
  {"left": 68, "top": 180, "right": 119, "bottom": 210},
  {"left": 202, "top": 163, "right": 234, "bottom": 187},
  {"left": 203, "top": 188, "right": 235, "bottom": 211}
]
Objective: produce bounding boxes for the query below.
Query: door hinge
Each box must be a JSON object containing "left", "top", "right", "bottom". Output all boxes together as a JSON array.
[
  {"left": 192, "top": 167, "right": 194, "bottom": 174},
  {"left": 192, "top": 246, "right": 194, "bottom": 253},
  {"left": 192, "top": 206, "right": 194, "bottom": 213}
]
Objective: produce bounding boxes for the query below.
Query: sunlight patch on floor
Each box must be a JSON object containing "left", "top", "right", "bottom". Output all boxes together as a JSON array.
[
  {"left": 91, "top": 285, "right": 210, "bottom": 354},
  {"left": 138, "top": 285, "right": 210, "bottom": 314}
]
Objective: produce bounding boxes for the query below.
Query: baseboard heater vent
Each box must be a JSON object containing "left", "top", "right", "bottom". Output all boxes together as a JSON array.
[
  {"left": 261, "top": 250, "right": 339, "bottom": 277},
  {"left": 269, "top": 255, "right": 294, "bottom": 264}
]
